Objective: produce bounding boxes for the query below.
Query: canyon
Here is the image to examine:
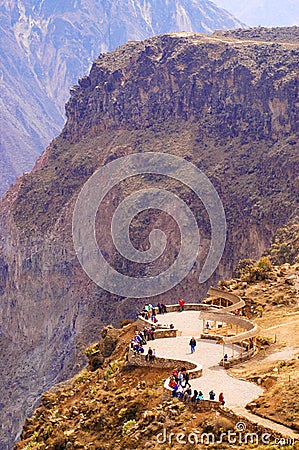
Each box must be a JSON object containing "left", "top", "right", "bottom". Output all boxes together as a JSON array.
[{"left": 0, "top": 27, "right": 298, "bottom": 448}]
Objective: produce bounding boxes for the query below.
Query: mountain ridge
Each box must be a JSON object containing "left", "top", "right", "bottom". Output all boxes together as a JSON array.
[{"left": 0, "top": 0, "right": 243, "bottom": 196}]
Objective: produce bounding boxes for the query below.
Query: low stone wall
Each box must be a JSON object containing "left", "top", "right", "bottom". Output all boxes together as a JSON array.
[
  {"left": 220, "top": 348, "right": 259, "bottom": 368},
  {"left": 155, "top": 329, "right": 179, "bottom": 338},
  {"left": 162, "top": 383, "right": 221, "bottom": 411},
  {"left": 137, "top": 303, "right": 221, "bottom": 335},
  {"left": 200, "top": 334, "right": 258, "bottom": 367},
  {"left": 137, "top": 303, "right": 221, "bottom": 327},
  {"left": 136, "top": 317, "right": 179, "bottom": 338},
  {"left": 127, "top": 350, "right": 203, "bottom": 378},
  {"left": 162, "top": 304, "right": 219, "bottom": 313}
]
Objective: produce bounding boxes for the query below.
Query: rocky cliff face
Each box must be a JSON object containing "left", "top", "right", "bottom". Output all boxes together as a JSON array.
[
  {"left": 0, "top": 29, "right": 298, "bottom": 448},
  {"left": 0, "top": 0, "right": 243, "bottom": 197}
]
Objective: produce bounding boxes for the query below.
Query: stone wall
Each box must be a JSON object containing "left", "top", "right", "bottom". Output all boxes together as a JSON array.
[
  {"left": 137, "top": 303, "right": 220, "bottom": 334},
  {"left": 162, "top": 384, "right": 221, "bottom": 411},
  {"left": 127, "top": 350, "right": 203, "bottom": 378},
  {"left": 136, "top": 317, "right": 179, "bottom": 338}
]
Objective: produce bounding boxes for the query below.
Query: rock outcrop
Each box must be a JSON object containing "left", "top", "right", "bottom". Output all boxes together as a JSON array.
[{"left": 0, "top": 28, "right": 298, "bottom": 448}]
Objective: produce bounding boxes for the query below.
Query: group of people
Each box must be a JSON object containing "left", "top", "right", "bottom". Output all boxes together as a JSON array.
[
  {"left": 130, "top": 328, "right": 156, "bottom": 356},
  {"left": 140, "top": 303, "right": 168, "bottom": 322},
  {"left": 168, "top": 369, "right": 225, "bottom": 405},
  {"left": 168, "top": 367, "right": 191, "bottom": 394}
]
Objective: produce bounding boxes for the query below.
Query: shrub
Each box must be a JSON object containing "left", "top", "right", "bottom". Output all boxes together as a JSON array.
[{"left": 122, "top": 419, "right": 136, "bottom": 436}]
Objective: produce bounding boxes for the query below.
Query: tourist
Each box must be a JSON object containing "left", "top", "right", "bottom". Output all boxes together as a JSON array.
[
  {"left": 138, "top": 330, "right": 147, "bottom": 345},
  {"left": 172, "top": 369, "right": 179, "bottom": 383},
  {"left": 172, "top": 383, "right": 179, "bottom": 397},
  {"left": 184, "top": 387, "right": 192, "bottom": 402},
  {"left": 143, "top": 326, "right": 150, "bottom": 341},
  {"left": 219, "top": 392, "right": 225, "bottom": 405},
  {"left": 157, "top": 302, "right": 162, "bottom": 314},
  {"left": 209, "top": 390, "right": 216, "bottom": 400},
  {"left": 177, "top": 385, "right": 185, "bottom": 399},
  {"left": 149, "top": 325, "right": 155, "bottom": 340},
  {"left": 196, "top": 391, "right": 203, "bottom": 402},
  {"left": 133, "top": 342, "right": 144, "bottom": 354},
  {"left": 145, "top": 347, "right": 153, "bottom": 362},
  {"left": 191, "top": 389, "right": 198, "bottom": 403},
  {"left": 189, "top": 337, "right": 196, "bottom": 354},
  {"left": 146, "top": 303, "right": 152, "bottom": 319},
  {"left": 161, "top": 303, "right": 167, "bottom": 314},
  {"left": 183, "top": 369, "right": 191, "bottom": 388},
  {"left": 152, "top": 348, "right": 156, "bottom": 362},
  {"left": 179, "top": 299, "right": 185, "bottom": 312},
  {"left": 151, "top": 306, "right": 156, "bottom": 321},
  {"left": 168, "top": 376, "right": 177, "bottom": 389},
  {"left": 178, "top": 370, "right": 184, "bottom": 387}
]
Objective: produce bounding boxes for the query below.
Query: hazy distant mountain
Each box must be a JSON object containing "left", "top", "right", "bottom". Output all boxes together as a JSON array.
[
  {"left": 212, "top": 0, "right": 299, "bottom": 27},
  {"left": 0, "top": 0, "right": 243, "bottom": 196}
]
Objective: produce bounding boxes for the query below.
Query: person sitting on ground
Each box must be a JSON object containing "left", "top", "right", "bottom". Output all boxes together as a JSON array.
[
  {"left": 196, "top": 391, "right": 203, "bottom": 402},
  {"left": 177, "top": 384, "right": 185, "bottom": 399},
  {"left": 172, "top": 383, "right": 179, "bottom": 397},
  {"left": 209, "top": 390, "right": 216, "bottom": 400},
  {"left": 169, "top": 323, "right": 174, "bottom": 329},
  {"left": 133, "top": 343, "right": 144, "bottom": 354},
  {"left": 223, "top": 354, "right": 228, "bottom": 362},
  {"left": 168, "top": 376, "right": 177, "bottom": 389},
  {"left": 135, "top": 331, "right": 146, "bottom": 346}
]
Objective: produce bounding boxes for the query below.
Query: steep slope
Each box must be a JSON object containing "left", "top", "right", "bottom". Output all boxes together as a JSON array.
[
  {"left": 14, "top": 262, "right": 299, "bottom": 449},
  {"left": 0, "top": 0, "right": 243, "bottom": 196},
  {"left": 0, "top": 9, "right": 62, "bottom": 192},
  {"left": 212, "top": 0, "right": 299, "bottom": 27},
  {"left": 0, "top": 29, "right": 298, "bottom": 448}
]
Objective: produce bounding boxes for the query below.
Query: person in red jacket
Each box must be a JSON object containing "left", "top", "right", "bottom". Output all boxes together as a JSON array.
[
  {"left": 219, "top": 392, "right": 225, "bottom": 405},
  {"left": 179, "top": 299, "right": 185, "bottom": 312}
]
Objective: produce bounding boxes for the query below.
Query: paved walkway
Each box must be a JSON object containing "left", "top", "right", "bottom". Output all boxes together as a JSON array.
[
  {"left": 154, "top": 311, "right": 262, "bottom": 408},
  {"left": 152, "top": 310, "right": 298, "bottom": 439}
]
